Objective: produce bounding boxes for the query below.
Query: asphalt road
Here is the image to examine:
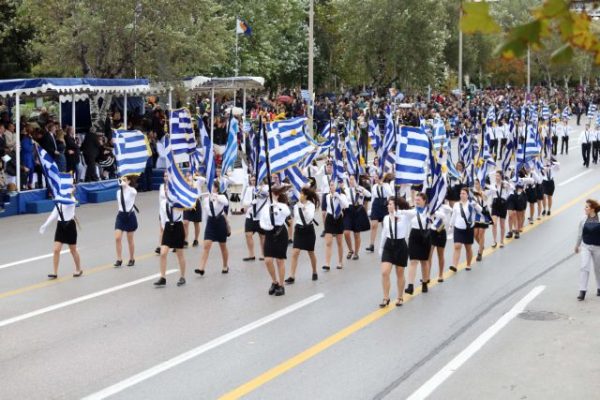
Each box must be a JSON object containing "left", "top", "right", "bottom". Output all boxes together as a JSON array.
[{"left": 1, "top": 122, "right": 599, "bottom": 400}]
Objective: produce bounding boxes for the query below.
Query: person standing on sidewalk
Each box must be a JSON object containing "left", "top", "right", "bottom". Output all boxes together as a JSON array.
[{"left": 574, "top": 199, "right": 600, "bottom": 301}]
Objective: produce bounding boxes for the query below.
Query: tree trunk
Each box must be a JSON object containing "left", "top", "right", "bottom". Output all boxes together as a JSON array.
[{"left": 89, "top": 94, "right": 113, "bottom": 135}]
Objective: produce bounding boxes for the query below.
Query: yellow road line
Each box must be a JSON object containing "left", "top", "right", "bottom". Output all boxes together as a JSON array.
[
  {"left": 0, "top": 227, "right": 244, "bottom": 300},
  {"left": 219, "top": 184, "right": 600, "bottom": 399}
]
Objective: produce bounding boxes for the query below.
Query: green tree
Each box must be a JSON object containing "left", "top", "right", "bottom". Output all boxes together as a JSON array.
[{"left": 0, "top": 0, "right": 35, "bottom": 78}]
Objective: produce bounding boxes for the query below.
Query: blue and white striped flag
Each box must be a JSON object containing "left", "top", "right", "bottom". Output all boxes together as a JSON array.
[
  {"left": 345, "top": 133, "right": 359, "bottom": 177},
  {"left": 165, "top": 138, "right": 200, "bottom": 209},
  {"left": 458, "top": 128, "right": 472, "bottom": 166},
  {"left": 36, "top": 146, "right": 77, "bottom": 204},
  {"left": 395, "top": 126, "right": 429, "bottom": 185},
  {"left": 257, "top": 117, "right": 312, "bottom": 183},
  {"left": 284, "top": 165, "right": 308, "bottom": 202},
  {"left": 169, "top": 108, "right": 196, "bottom": 163},
  {"left": 517, "top": 124, "right": 541, "bottom": 164},
  {"left": 502, "top": 135, "right": 516, "bottom": 174},
  {"left": 332, "top": 136, "right": 345, "bottom": 183},
  {"left": 432, "top": 118, "right": 447, "bottom": 151},
  {"left": 588, "top": 103, "right": 597, "bottom": 118},
  {"left": 541, "top": 105, "right": 550, "bottom": 121},
  {"left": 446, "top": 150, "right": 461, "bottom": 179},
  {"left": 113, "top": 129, "right": 151, "bottom": 176},
  {"left": 368, "top": 118, "right": 381, "bottom": 151},
  {"left": 562, "top": 106, "right": 571, "bottom": 120},
  {"left": 199, "top": 118, "right": 216, "bottom": 191},
  {"left": 378, "top": 107, "right": 395, "bottom": 172},
  {"left": 221, "top": 115, "right": 239, "bottom": 175},
  {"left": 486, "top": 105, "right": 496, "bottom": 124}
]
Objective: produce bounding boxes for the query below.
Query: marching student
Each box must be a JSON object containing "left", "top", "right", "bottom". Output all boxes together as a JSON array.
[
  {"left": 593, "top": 122, "right": 600, "bottom": 164},
  {"left": 195, "top": 180, "right": 230, "bottom": 276},
  {"left": 490, "top": 171, "right": 510, "bottom": 248},
  {"left": 472, "top": 179, "right": 492, "bottom": 261},
  {"left": 343, "top": 174, "right": 371, "bottom": 260},
  {"left": 446, "top": 161, "right": 466, "bottom": 207},
  {"left": 260, "top": 186, "right": 291, "bottom": 296},
  {"left": 448, "top": 188, "right": 482, "bottom": 272},
  {"left": 558, "top": 118, "right": 570, "bottom": 155},
  {"left": 488, "top": 123, "right": 498, "bottom": 160},
  {"left": 405, "top": 193, "right": 432, "bottom": 295},
  {"left": 183, "top": 173, "right": 205, "bottom": 248},
  {"left": 580, "top": 123, "right": 592, "bottom": 168},
  {"left": 378, "top": 197, "right": 411, "bottom": 308},
  {"left": 114, "top": 175, "right": 138, "bottom": 267},
  {"left": 323, "top": 180, "right": 349, "bottom": 271},
  {"left": 496, "top": 119, "right": 508, "bottom": 160},
  {"left": 39, "top": 202, "right": 83, "bottom": 279},
  {"left": 525, "top": 166, "right": 543, "bottom": 224},
  {"left": 286, "top": 186, "right": 320, "bottom": 283},
  {"left": 319, "top": 163, "right": 333, "bottom": 237},
  {"left": 551, "top": 118, "right": 559, "bottom": 156},
  {"left": 154, "top": 188, "right": 187, "bottom": 287},
  {"left": 242, "top": 176, "right": 268, "bottom": 261},
  {"left": 366, "top": 173, "right": 393, "bottom": 252},
  {"left": 155, "top": 172, "right": 168, "bottom": 254},
  {"left": 428, "top": 202, "right": 453, "bottom": 283},
  {"left": 574, "top": 199, "right": 600, "bottom": 301},
  {"left": 507, "top": 169, "right": 533, "bottom": 239},
  {"left": 542, "top": 158, "right": 559, "bottom": 216}
]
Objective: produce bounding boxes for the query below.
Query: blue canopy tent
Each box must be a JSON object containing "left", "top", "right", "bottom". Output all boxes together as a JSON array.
[{"left": 0, "top": 78, "right": 151, "bottom": 192}]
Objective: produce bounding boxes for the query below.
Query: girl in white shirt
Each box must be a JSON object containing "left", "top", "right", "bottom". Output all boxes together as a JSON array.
[
  {"left": 260, "top": 187, "right": 291, "bottom": 296},
  {"left": 323, "top": 181, "right": 350, "bottom": 270},
  {"left": 183, "top": 173, "right": 205, "bottom": 248},
  {"left": 379, "top": 197, "right": 412, "bottom": 308},
  {"left": 242, "top": 176, "right": 268, "bottom": 261},
  {"left": 405, "top": 193, "right": 432, "bottom": 295},
  {"left": 195, "top": 180, "right": 230, "bottom": 276},
  {"left": 428, "top": 203, "right": 453, "bottom": 283},
  {"left": 114, "top": 175, "right": 138, "bottom": 267},
  {"left": 449, "top": 188, "right": 482, "bottom": 272},
  {"left": 489, "top": 171, "right": 511, "bottom": 248},
  {"left": 366, "top": 173, "right": 393, "bottom": 252},
  {"left": 155, "top": 189, "right": 187, "bottom": 287},
  {"left": 286, "top": 187, "right": 320, "bottom": 283},
  {"left": 155, "top": 172, "right": 168, "bottom": 254},
  {"left": 39, "top": 202, "right": 82, "bottom": 279},
  {"left": 343, "top": 175, "right": 371, "bottom": 260}
]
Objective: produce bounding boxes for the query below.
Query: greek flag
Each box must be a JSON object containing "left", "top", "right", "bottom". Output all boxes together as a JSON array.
[
  {"left": 169, "top": 108, "right": 196, "bottom": 163},
  {"left": 165, "top": 139, "right": 200, "bottom": 209},
  {"left": 446, "top": 150, "right": 461, "bottom": 179},
  {"left": 427, "top": 170, "right": 447, "bottom": 215},
  {"left": 529, "top": 105, "right": 538, "bottom": 124},
  {"left": 562, "top": 106, "right": 571, "bottom": 120},
  {"left": 301, "top": 138, "right": 331, "bottom": 169},
  {"left": 395, "top": 126, "right": 429, "bottom": 185},
  {"left": 588, "top": 103, "right": 597, "bottom": 118},
  {"left": 320, "top": 122, "right": 333, "bottom": 141},
  {"left": 284, "top": 165, "right": 308, "bottom": 202},
  {"left": 541, "top": 105, "right": 550, "bottom": 121},
  {"left": 345, "top": 134, "right": 359, "bottom": 177},
  {"left": 378, "top": 107, "right": 395, "bottom": 172},
  {"left": 36, "top": 146, "right": 77, "bottom": 204},
  {"left": 486, "top": 105, "right": 496, "bottom": 124},
  {"left": 502, "top": 134, "right": 516, "bottom": 173},
  {"left": 476, "top": 158, "right": 495, "bottom": 184},
  {"left": 257, "top": 117, "right": 312, "bottom": 183},
  {"left": 332, "top": 136, "right": 345, "bottom": 183},
  {"left": 368, "top": 118, "right": 381, "bottom": 151},
  {"left": 458, "top": 128, "right": 472, "bottom": 165},
  {"left": 113, "top": 129, "right": 151, "bottom": 176},
  {"left": 517, "top": 124, "right": 541, "bottom": 164},
  {"left": 221, "top": 115, "right": 239, "bottom": 174},
  {"left": 189, "top": 148, "right": 203, "bottom": 175},
  {"left": 432, "top": 118, "right": 447, "bottom": 150}
]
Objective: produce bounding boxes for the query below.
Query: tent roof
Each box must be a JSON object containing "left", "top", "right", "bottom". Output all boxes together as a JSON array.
[
  {"left": 182, "top": 76, "right": 265, "bottom": 91},
  {"left": 0, "top": 78, "right": 151, "bottom": 98}
]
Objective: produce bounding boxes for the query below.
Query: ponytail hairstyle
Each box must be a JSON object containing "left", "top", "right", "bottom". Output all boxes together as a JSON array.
[
  {"left": 586, "top": 199, "right": 600, "bottom": 214},
  {"left": 390, "top": 196, "right": 410, "bottom": 211},
  {"left": 301, "top": 186, "right": 320, "bottom": 208}
]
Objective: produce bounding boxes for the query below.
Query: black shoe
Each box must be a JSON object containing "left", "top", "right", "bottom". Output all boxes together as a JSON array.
[
  {"left": 275, "top": 285, "right": 285, "bottom": 296},
  {"left": 514, "top": 232, "right": 520, "bottom": 239},
  {"left": 352, "top": 254, "right": 359, "bottom": 260},
  {"left": 221, "top": 267, "right": 229, "bottom": 274},
  {"left": 48, "top": 274, "right": 58, "bottom": 279},
  {"left": 597, "top": 288, "right": 600, "bottom": 296},
  {"left": 288, "top": 239, "right": 293, "bottom": 245},
  {"left": 506, "top": 232, "right": 513, "bottom": 239},
  {"left": 322, "top": 265, "right": 330, "bottom": 271},
  {"left": 192, "top": 240, "right": 199, "bottom": 247},
  {"left": 243, "top": 256, "right": 256, "bottom": 262},
  {"left": 320, "top": 230, "right": 326, "bottom": 238},
  {"left": 183, "top": 241, "right": 189, "bottom": 248},
  {"left": 153, "top": 277, "right": 166, "bottom": 287},
  {"left": 114, "top": 260, "right": 123, "bottom": 267},
  {"left": 269, "top": 283, "right": 278, "bottom": 295},
  {"left": 312, "top": 273, "right": 318, "bottom": 281},
  {"left": 365, "top": 245, "right": 374, "bottom": 252},
  {"left": 449, "top": 266, "right": 457, "bottom": 272},
  {"left": 155, "top": 247, "right": 160, "bottom": 255},
  {"left": 476, "top": 253, "right": 482, "bottom": 262},
  {"left": 194, "top": 269, "right": 205, "bottom": 276},
  {"left": 542, "top": 210, "right": 546, "bottom": 216},
  {"left": 577, "top": 290, "right": 586, "bottom": 301},
  {"left": 172, "top": 248, "right": 176, "bottom": 253},
  {"left": 285, "top": 277, "right": 295, "bottom": 284},
  {"left": 127, "top": 259, "right": 135, "bottom": 267},
  {"left": 379, "top": 298, "right": 390, "bottom": 308},
  {"left": 466, "top": 266, "right": 472, "bottom": 271},
  {"left": 422, "top": 281, "right": 428, "bottom": 293},
  {"left": 177, "top": 277, "right": 186, "bottom": 286},
  {"left": 404, "top": 283, "right": 414, "bottom": 295},
  {"left": 547, "top": 210, "right": 551, "bottom": 216}
]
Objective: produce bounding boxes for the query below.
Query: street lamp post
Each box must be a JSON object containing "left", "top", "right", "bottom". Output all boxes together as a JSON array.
[{"left": 308, "top": 0, "right": 314, "bottom": 135}]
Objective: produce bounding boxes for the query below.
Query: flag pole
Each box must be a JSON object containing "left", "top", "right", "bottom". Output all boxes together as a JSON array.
[
  {"left": 256, "top": 115, "right": 262, "bottom": 179},
  {"left": 262, "top": 116, "right": 274, "bottom": 204},
  {"left": 234, "top": 17, "right": 239, "bottom": 106}
]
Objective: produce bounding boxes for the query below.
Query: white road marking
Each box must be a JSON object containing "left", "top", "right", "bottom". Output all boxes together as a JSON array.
[
  {"left": 0, "top": 270, "right": 177, "bottom": 328},
  {"left": 406, "top": 286, "right": 545, "bottom": 400},
  {"left": 0, "top": 250, "right": 70, "bottom": 271},
  {"left": 558, "top": 170, "right": 593, "bottom": 186},
  {"left": 82, "top": 293, "right": 325, "bottom": 400}
]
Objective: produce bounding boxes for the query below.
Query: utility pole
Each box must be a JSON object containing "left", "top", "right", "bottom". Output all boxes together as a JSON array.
[{"left": 308, "top": 0, "right": 315, "bottom": 135}]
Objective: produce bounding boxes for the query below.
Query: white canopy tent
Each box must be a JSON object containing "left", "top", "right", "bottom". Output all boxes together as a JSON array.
[{"left": 0, "top": 78, "right": 152, "bottom": 191}]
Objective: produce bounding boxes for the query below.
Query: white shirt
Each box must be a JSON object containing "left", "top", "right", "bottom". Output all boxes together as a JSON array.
[
  {"left": 242, "top": 185, "right": 269, "bottom": 220},
  {"left": 158, "top": 200, "right": 183, "bottom": 227},
  {"left": 117, "top": 184, "right": 137, "bottom": 212},
  {"left": 158, "top": 183, "right": 167, "bottom": 204},
  {"left": 543, "top": 161, "right": 560, "bottom": 181},
  {"left": 579, "top": 130, "right": 592, "bottom": 144},
  {"left": 294, "top": 201, "right": 316, "bottom": 226},
  {"left": 203, "top": 194, "right": 229, "bottom": 218},
  {"left": 259, "top": 201, "right": 291, "bottom": 231},
  {"left": 430, "top": 204, "right": 453, "bottom": 231},
  {"left": 487, "top": 125, "right": 497, "bottom": 141},
  {"left": 557, "top": 124, "right": 570, "bottom": 138},
  {"left": 40, "top": 203, "right": 76, "bottom": 233},
  {"left": 406, "top": 208, "right": 430, "bottom": 230},
  {"left": 378, "top": 212, "right": 411, "bottom": 255},
  {"left": 325, "top": 192, "right": 349, "bottom": 216},
  {"left": 344, "top": 185, "right": 371, "bottom": 206},
  {"left": 488, "top": 180, "right": 511, "bottom": 201},
  {"left": 320, "top": 174, "right": 333, "bottom": 193},
  {"left": 371, "top": 182, "right": 393, "bottom": 199},
  {"left": 449, "top": 201, "right": 482, "bottom": 229}
]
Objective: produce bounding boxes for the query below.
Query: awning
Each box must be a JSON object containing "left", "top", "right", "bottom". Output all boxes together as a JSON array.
[
  {"left": 0, "top": 78, "right": 151, "bottom": 97},
  {"left": 182, "top": 76, "right": 265, "bottom": 92}
]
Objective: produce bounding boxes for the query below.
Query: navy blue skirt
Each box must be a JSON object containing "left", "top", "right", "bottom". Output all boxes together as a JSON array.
[
  {"left": 204, "top": 215, "right": 227, "bottom": 243},
  {"left": 115, "top": 211, "right": 138, "bottom": 232},
  {"left": 183, "top": 200, "right": 202, "bottom": 222},
  {"left": 343, "top": 205, "right": 370, "bottom": 232},
  {"left": 370, "top": 198, "right": 388, "bottom": 222},
  {"left": 453, "top": 227, "right": 474, "bottom": 245}
]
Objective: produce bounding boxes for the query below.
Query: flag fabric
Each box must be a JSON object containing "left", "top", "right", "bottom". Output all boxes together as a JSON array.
[
  {"left": 502, "top": 134, "right": 516, "bottom": 173},
  {"left": 36, "top": 146, "right": 77, "bottom": 204},
  {"left": 345, "top": 133, "right": 359, "bottom": 177},
  {"left": 486, "top": 105, "right": 496, "bottom": 124},
  {"left": 165, "top": 138, "right": 200, "bottom": 209},
  {"left": 432, "top": 118, "right": 447, "bottom": 151},
  {"left": 446, "top": 149, "right": 461, "bottom": 178},
  {"left": 332, "top": 135, "right": 345, "bottom": 183},
  {"left": 257, "top": 117, "right": 312, "bottom": 183},
  {"left": 199, "top": 117, "right": 216, "bottom": 190},
  {"left": 378, "top": 106, "right": 395, "bottom": 172},
  {"left": 189, "top": 148, "right": 203, "bottom": 175},
  {"left": 427, "top": 146, "right": 447, "bottom": 214},
  {"left": 112, "top": 129, "right": 151, "bottom": 176},
  {"left": 541, "top": 105, "right": 550, "bottom": 120},
  {"left": 517, "top": 124, "right": 541, "bottom": 164},
  {"left": 221, "top": 115, "right": 239, "bottom": 174},
  {"left": 395, "top": 126, "right": 429, "bottom": 185},
  {"left": 169, "top": 108, "right": 196, "bottom": 163},
  {"left": 458, "top": 128, "right": 472, "bottom": 166},
  {"left": 236, "top": 18, "right": 252, "bottom": 36},
  {"left": 368, "top": 117, "right": 381, "bottom": 151},
  {"left": 284, "top": 165, "right": 308, "bottom": 202},
  {"left": 588, "top": 103, "right": 597, "bottom": 118},
  {"left": 562, "top": 106, "right": 571, "bottom": 120}
]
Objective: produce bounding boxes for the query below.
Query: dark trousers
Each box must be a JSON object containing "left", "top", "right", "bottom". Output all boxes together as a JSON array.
[
  {"left": 582, "top": 143, "right": 591, "bottom": 167},
  {"left": 561, "top": 136, "right": 569, "bottom": 154},
  {"left": 84, "top": 155, "right": 99, "bottom": 182},
  {"left": 593, "top": 141, "right": 600, "bottom": 164},
  {"left": 499, "top": 138, "right": 507, "bottom": 160},
  {"left": 552, "top": 136, "right": 558, "bottom": 155},
  {"left": 490, "top": 139, "right": 498, "bottom": 160},
  {"left": 577, "top": 114, "right": 582, "bottom": 126}
]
